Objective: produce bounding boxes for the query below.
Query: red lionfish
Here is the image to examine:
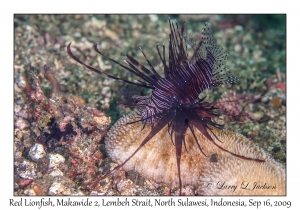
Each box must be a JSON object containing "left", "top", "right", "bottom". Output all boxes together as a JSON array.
[{"left": 67, "top": 19, "right": 264, "bottom": 195}]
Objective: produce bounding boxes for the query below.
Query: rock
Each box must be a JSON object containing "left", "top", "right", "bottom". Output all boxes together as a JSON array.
[
  {"left": 24, "top": 189, "right": 36, "bottom": 195},
  {"left": 17, "top": 160, "right": 37, "bottom": 179},
  {"left": 48, "top": 153, "right": 65, "bottom": 168},
  {"left": 117, "top": 179, "right": 136, "bottom": 195},
  {"left": 49, "top": 168, "right": 64, "bottom": 177},
  {"left": 149, "top": 14, "right": 158, "bottom": 22},
  {"left": 48, "top": 177, "right": 84, "bottom": 195},
  {"left": 29, "top": 143, "right": 46, "bottom": 161},
  {"left": 101, "top": 86, "right": 111, "bottom": 98},
  {"left": 15, "top": 118, "right": 30, "bottom": 129},
  {"left": 48, "top": 181, "right": 69, "bottom": 195}
]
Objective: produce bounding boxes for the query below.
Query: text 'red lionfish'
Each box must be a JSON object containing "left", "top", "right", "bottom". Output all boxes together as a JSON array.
[{"left": 67, "top": 19, "right": 265, "bottom": 195}]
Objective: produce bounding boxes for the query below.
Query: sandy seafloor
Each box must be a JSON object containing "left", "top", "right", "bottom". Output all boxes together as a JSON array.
[{"left": 13, "top": 14, "right": 286, "bottom": 196}]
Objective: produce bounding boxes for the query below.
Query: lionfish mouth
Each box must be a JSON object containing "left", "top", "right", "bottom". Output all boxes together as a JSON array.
[{"left": 67, "top": 19, "right": 265, "bottom": 195}]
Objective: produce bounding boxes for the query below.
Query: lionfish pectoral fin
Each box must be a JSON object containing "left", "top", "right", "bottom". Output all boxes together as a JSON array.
[
  {"left": 206, "top": 127, "right": 265, "bottom": 162},
  {"left": 185, "top": 112, "right": 265, "bottom": 162},
  {"left": 125, "top": 110, "right": 164, "bottom": 125},
  {"left": 188, "top": 124, "right": 207, "bottom": 157},
  {"left": 83, "top": 109, "right": 175, "bottom": 189},
  {"left": 182, "top": 120, "right": 190, "bottom": 154},
  {"left": 185, "top": 111, "right": 215, "bottom": 143},
  {"left": 67, "top": 42, "right": 153, "bottom": 89},
  {"left": 167, "top": 122, "right": 175, "bottom": 146},
  {"left": 173, "top": 110, "right": 187, "bottom": 195}
]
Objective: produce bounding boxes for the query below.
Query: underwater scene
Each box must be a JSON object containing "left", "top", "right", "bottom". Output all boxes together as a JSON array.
[{"left": 14, "top": 14, "right": 286, "bottom": 196}]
